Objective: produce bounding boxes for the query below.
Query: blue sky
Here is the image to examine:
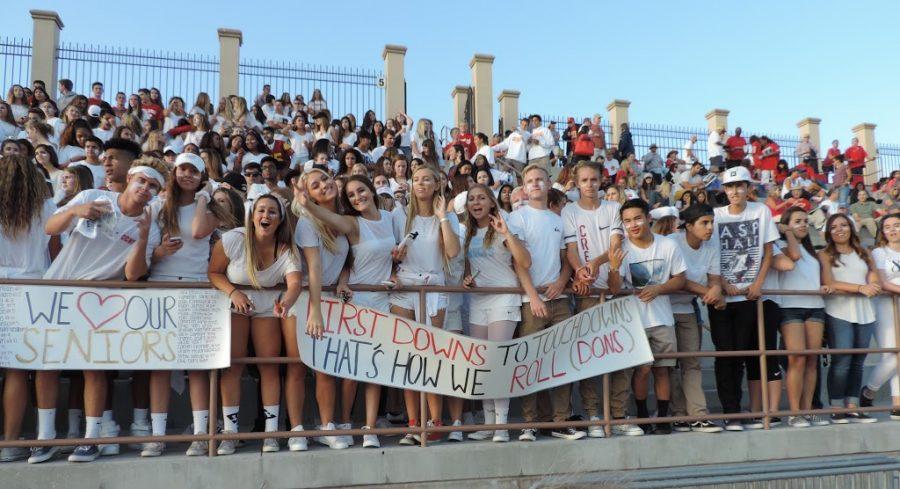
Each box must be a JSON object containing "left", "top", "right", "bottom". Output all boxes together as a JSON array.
[{"left": 3, "top": 0, "right": 898, "bottom": 148}]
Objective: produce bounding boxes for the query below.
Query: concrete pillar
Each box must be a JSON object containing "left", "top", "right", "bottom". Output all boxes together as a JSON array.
[
  {"left": 451, "top": 85, "right": 471, "bottom": 128},
  {"left": 217, "top": 28, "right": 242, "bottom": 98},
  {"left": 382, "top": 44, "right": 407, "bottom": 118},
  {"left": 29, "top": 10, "right": 63, "bottom": 92},
  {"left": 797, "top": 117, "right": 822, "bottom": 154},
  {"left": 705, "top": 108, "right": 730, "bottom": 134},
  {"left": 469, "top": 54, "right": 495, "bottom": 135},
  {"left": 852, "top": 123, "right": 879, "bottom": 184},
  {"left": 606, "top": 99, "right": 631, "bottom": 146},
  {"left": 497, "top": 90, "right": 520, "bottom": 135}
]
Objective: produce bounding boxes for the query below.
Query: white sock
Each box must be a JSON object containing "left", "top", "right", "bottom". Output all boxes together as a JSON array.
[
  {"left": 85, "top": 416, "right": 102, "bottom": 439},
  {"left": 482, "top": 400, "right": 496, "bottom": 426},
  {"left": 494, "top": 400, "right": 510, "bottom": 425},
  {"left": 133, "top": 408, "right": 149, "bottom": 427},
  {"left": 192, "top": 410, "right": 209, "bottom": 435},
  {"left": 150, "top": 413, "right": 168, "bottom": 437},
  {"left": 101, "top": 409, "right": 114, "bottom": 425},
  {"left": 223, "top": 406, "right": 240, "bottom": 433},
  {"left": 263, "top": 405, "right": 280, "bottom": 432},
  {"left": 67, "top": 409, "right": 83, "bottom": 435},
  {"left": 37, "top": 408, "right": 57, "bottom": 440}
]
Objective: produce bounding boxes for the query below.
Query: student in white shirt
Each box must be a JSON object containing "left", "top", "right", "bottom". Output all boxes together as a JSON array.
[
  {"left": 507, "top": 164, "right": 583, "bottom": 442},
  {"left": 371, "top": 129, "right": 402, "bottom": 162},
  {"left": 389, "top": 156, "right": 410, "bottom": 196},
  {"left": 709, "top": 166, "right": 782, "bottom": 431},
  {"left": 208, "top": 194, "right": 303, "bottom": 455},
  {"left": 561, "top": 162, "right": 632, "bottom": 437},
  {"left": 492, "top": 127, "right": 528, "bottom": 170},
  {"left": 42, "top": 160, "right": 169, "bottom": 463},
  {"left": 0, "top": 155, "right": 57, "bottom": 463},
  {"left": 292, "top": 169, "right": 354, "bottom": 451},
  {"left": 668, "top": 204, "right": 725, "bottom": 433},
  {"left": 460, "top": 185, "right": 531, "bottom": 443},
  {"left": 390, "top": 166, "right": 460, "bottom": 443},
  {"left": 527, "top": 115, "right": 556, "bottom": 168},
  {"left": 70, "top": 136, "right": 106, "bottom": 188},
  {"left": 819, "top": 213, "right": 880, "bottom": 423},
  {"left": 775, "top": 206, "right": 829, "bottom": 428},
  {"left": 609, "top": 198, "right": 687, "bottom": 435},
  {"left": 302, "top": 175, "right": 397, "bottom": 449},
  {"left": 860, "top": 213, "right": 900, "bottom": 418},
  {"left": 183, "top": 113, "right": 209, "bottom": 147},
  {"left": 287, "top": 116, "right": 313, "bottom": 167},
  {"left": 473, "top": 132, "right": 496, "bottom": 166}
]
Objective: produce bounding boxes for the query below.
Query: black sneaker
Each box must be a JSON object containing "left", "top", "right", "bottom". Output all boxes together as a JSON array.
[
  {"left": 653, "top": 422, "right": 672, "bottom": 435},
  {"left": 67, "top": 445, "right": 99, "bottom": 463},
  {"left": 691, "top": 420, "right": 724, "bottom": 433},
  {"left": 859, "top": 389, "right": 875, "bottom": 407},
  {"left": 27, "top": 446, "right": 58, "bottom": 464},
  {"left": 551, "top": 427, "right": 586, "bottom": 440},
  {"left": 672, "top": 421, "right": 691, "bottom": 432},
  {"left": 769, "top": 416, "right": 782, "bottom": 427},
  {"left": 846, "top": 412, "right": 877, "bottom": 424},
  {"left": 831, "top": 413, "right": 849, "bottom": 424},
  {"left": 891, "top": 410, "right": 900, "bottom": 421},
  {"left": 743, "top": 418, "right": 764, "bottom": 429},
  {"left": 725, "top": 419, "right": 744, "bottom": 431}
]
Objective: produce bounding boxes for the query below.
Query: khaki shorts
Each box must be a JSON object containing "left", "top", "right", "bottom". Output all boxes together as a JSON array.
[{"left": 645, "top": 325, "right": 677, "bottom": 367}]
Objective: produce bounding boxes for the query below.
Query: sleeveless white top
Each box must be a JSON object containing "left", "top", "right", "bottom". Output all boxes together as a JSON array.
[{"left": 824, "top": 251, "right": 876, "bottom": 324}]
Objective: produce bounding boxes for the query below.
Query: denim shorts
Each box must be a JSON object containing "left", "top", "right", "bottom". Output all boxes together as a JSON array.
[{"left": 780, "top": 307, "right": 826, "bottom": 327}]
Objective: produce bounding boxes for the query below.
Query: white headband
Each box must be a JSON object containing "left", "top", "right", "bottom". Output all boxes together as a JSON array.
[{"left": 128, "top": 166, "right": 166, "bottom": 188}]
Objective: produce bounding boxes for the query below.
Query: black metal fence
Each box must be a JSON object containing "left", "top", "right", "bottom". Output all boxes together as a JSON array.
[
  {"left": 878, "top": 144, "right": 900, "bottom": 178},
  {"left": 56, "top": 41, "right": 220, "bottom": 104},
  {"left": 239, "top": 59, "right": 384, "bottom": 120},
  {"left": 0, "top": 37, "right": 31, "bottom": 89}
]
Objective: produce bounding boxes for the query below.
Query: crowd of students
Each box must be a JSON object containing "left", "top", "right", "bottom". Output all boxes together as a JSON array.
[{"left": 0, "top": 80, "right": 898, "bottom": 464}]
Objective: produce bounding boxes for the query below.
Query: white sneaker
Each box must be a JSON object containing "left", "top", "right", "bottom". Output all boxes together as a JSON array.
[
  {"left": 140, "top": 442, "right": 164, "bottom": 457},
  {"left": 288, "top": 425, "right": 308, "bottom": 452},
  {"left": 336, "top": 422, "right": 354, "bottom": 447},
  {"left": 185, "top": 440, "right": 207, "bottom": 456},
  {"left": 467, "top": 429, "right": 493, "bottom": 441},
  {"left": 588, "top": 416, "right": 605, "bottom": 438},
  {"left": 492, "top": 430, "right": 510, "bottom": 442},
  {"left": 262, "top": 438, "right": 280, "bottom": 453},
  {"left": 807, "top": 414, "right": 831, "bottom": 426},
  {"left": 128, "top": 422, "right": 150, "bottom": 450},
  {"left": 611, "top": 419, "right": 644, "bottom": 436},
  {"left": 447, "top": 420, "right": 463, "bottom": 442},
  {"left": 217, "top": 431, "right": 237, "bottom": 455},
  {"left": 361, "top": 426, "right": 380, "bottom": 448},
  {"left": 99, "top": 421, "right": 120, "bottom": 456},
  {"left": 518, "top": 428, "right": 537, "bottom": 442},
  {"left": 788, "top": 416, "right": 810, "bottom": 428},
  {"left": 316, "top": 423, "right": 349, "bottom": 449}
]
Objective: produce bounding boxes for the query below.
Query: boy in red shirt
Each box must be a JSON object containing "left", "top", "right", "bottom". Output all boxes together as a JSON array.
[
  {"left": 844, "top": 137, "right": 868, "bottom": 186},
  {"left": 724, "top": 127, "right": 747, "bottom": 168}
]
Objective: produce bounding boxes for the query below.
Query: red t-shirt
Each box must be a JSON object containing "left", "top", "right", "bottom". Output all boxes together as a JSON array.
[
  {"left": 457, "top": 133, "right": 476, "bottom": 159},
  {"left": 725, "top": 136, "right": 747, "bottom": 161},
  {"left": 142, "top": 102, "right": 165, "bottom": 121},
  {"left": 823, "top": 147, "right": 841, "bottom": 168},
  {"left": 845, "top": 145, "right": 868, "bottom": 169},
  {"left": 760, "top": 142, "right": 780, "bottom": 171}
]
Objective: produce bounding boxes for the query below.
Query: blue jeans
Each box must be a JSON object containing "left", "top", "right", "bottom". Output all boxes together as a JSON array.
[
  {"left": 838, "top": 185, "right": 850, "bottom": 206},
  {"left": 826, "top": 315, "right": 874, "bottom": 406}
]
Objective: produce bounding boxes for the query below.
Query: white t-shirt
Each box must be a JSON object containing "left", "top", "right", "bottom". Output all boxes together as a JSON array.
[
  {"left": 240, "top": 152, "right": 265, "bottom": 169},
  {"left": 295, "top": 215, "right": 350, "bottom": 287},
  {"left": 341, "top": 132, "right": 357, "bottom": 148},
  {"left": 461, "top": 224, "right": 523, "bottom": 312},
  {"left": 776, "top": 240, "right": 825, "bottom": 309},
  {"left": 289, "top": 131, "right": 313, "bottom": 165},
  {"left": 872, "top": 246, "right": 900, "bottom": 328},
  {"left": 222, "top": 228, "right": 299, "bottom": 287},
  {"left": 562, "top": 200, "right": 623, "bottom": 289},
  {"left": 616, "top": 233, "right": 687, "bottom": 328},
  {"left": 0, "top": 120, "right": 17, "bottom": 142},
  {"left": 824, "top": 252, "right": 876, "bottom": 324},
  {"left": 391, "top": 206, "right": 459, "bottom": 277},
  {"left": 93, "top": 127, "right": 115, "bottom": 143},
  {"left": 604, "top": 158, "right": 620, "bottom": 175},
  {"left": 349, "top": 210, "right": 397, "bottom": 286},
  {"left": 45, "top": 189, "right": 159, "bottom": 280},
  {"left": 507, "top": 205, "right": 566, "bottom": 301},
  {"left": 148, "top": 201, "right": 210, "bottom": 281},
  {"left": 57, "top": 145, "right": 85, "bottom": 165},
  {"left": 493, "top": 131, "right": 528, "bottom": 163},
  {"left": 0, "top": 199, "right": 55, "bottom": 278},
  {"left": 682, "top": 140, "right": 695, "bottom": 162},
  {"left": 474, "top": 144, "right": 495, "bottom": 166},
  {"left": 707, "top": 132, "right": 723, "bottom": 159},
  {"left": 671, "top": 231, "right": 720, "bottom": 314},
  {"left": 712, "top": 202, "right": 779, "bottom": 302}
]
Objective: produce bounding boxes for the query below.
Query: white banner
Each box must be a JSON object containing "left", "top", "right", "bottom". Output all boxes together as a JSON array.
[
  {"left": 0, "top": 285, "right": 231, "bottom": 370},
  {"left": 297, "top": 294, "right": 653, "bottom": 399}
]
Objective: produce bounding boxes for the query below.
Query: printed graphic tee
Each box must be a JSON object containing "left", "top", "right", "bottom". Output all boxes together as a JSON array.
[
  {"left": 616, "top": 233, "right": 687, "bottom": 328},
  {"left": 712, "top": 202, "right": 779, "bottom": 303}
]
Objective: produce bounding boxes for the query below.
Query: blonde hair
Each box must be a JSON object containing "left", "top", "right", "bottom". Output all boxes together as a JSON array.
[
  {"left": 463, "top": 184, "right": 500, "bottom": 257},
  {"left": 245, "top": 194, "right": 295, "bottom": 289},
  {"left": 291, "top": 168, "right": 340, "bottom": 254},
  {"left": 404, "top": 166, "right": 449, "bottom": 270},
  {"left": 0, "top": 155, "right": 51, "bottom": 238}
]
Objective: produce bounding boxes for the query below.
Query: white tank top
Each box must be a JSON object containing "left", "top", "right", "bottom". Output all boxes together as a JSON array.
[
  {"left": 824, "top": 251, "right": 876, "bottom": 324},
  {"left": 348, "top": 210, "right": 396, "bottom": 286},
  {"left": 463, "top": 225, "right": 522, "bottom": 311},
  {"left": 150, "top": 202, "right": 210, "bottom": 281}
]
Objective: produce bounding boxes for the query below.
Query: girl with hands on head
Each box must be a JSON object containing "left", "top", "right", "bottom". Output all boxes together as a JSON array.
[{"left": 207, "top": 193, "right": 301, "bottom": 455}]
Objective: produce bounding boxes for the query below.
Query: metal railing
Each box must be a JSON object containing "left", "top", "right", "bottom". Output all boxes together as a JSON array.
[
  {"left": 238, "top": 59, "right": 383, "bottom": 120},
  {"left": 0, "top": 279, "right": 897, "bottom": 455},
  {"left": 878, "top": 144, "right": 900, "bottom": 178},
  {"left": 0, "top": 37, "right": 32, "bottom": 90}
]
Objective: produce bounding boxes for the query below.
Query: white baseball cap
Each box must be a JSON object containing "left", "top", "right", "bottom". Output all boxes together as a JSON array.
[
  {"left": 649, "top": 206, "right": 679, "bottom": 220},
  {"left": 174, "top": 152, "right": 204, "bottom": 173},
  {"left": 721, "top": 166, "right": 753, "bottom": 185},
  {"left": 86, "top": 104, "right": 102, "bottom": 118}
]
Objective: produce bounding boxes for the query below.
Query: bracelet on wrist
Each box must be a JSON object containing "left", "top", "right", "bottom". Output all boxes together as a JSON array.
[{"left": 228, "top": 288, "right": 238, "bottom": 298}]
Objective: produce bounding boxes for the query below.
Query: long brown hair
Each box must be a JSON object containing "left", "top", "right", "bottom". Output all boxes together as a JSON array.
[
  {"left": 780, "top": 206, "right": 817, "bottom": 257},
  {"left": 822, "top": 213, "right": 872, "bottom": 268},
  {"left": 244, "top": 194, "right": 295, "bottom": 289},
  {"left": 876, "top": 212, "right": 900, "bottom": 248},
  {"left": 0, "top": 155, "right": 52, "bottom": 238},
  {"left": 158, "top": 161, "right": 206, "bottom": 237},
  {"left": 463, "top": 184, "right": 500, "bottom": 257},
  {"left": 57, "top": 165, "right": 94, "bottom": 207}
]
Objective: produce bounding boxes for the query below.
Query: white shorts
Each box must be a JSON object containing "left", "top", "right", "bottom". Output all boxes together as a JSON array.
[
  {"left": 443, "top": 308, "right": 463, "bottom": 332},
  {"left": 236, "top": 289, "right": 283, "bottom": 318},
  {"left": 389, "top": 271, "right": 447, "bottom": 323},
  {"left": 351, "top": 290, "right": 391, "bottom": 315},
  {"left": 469, "top": 306, "right": 521, "bottom": 326}
]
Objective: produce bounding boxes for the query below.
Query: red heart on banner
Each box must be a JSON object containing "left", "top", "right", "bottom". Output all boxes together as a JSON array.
[{"left": 77, "top": 292, "right": 127, "bottom": 330}]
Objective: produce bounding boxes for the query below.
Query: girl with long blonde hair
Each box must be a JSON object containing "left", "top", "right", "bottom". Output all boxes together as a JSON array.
[
  {"left": 207, "top": 193, "right": 301, "bottom": 455},
  {"left": 390, "top": 165, "right": 460, "bottom": 443}
]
